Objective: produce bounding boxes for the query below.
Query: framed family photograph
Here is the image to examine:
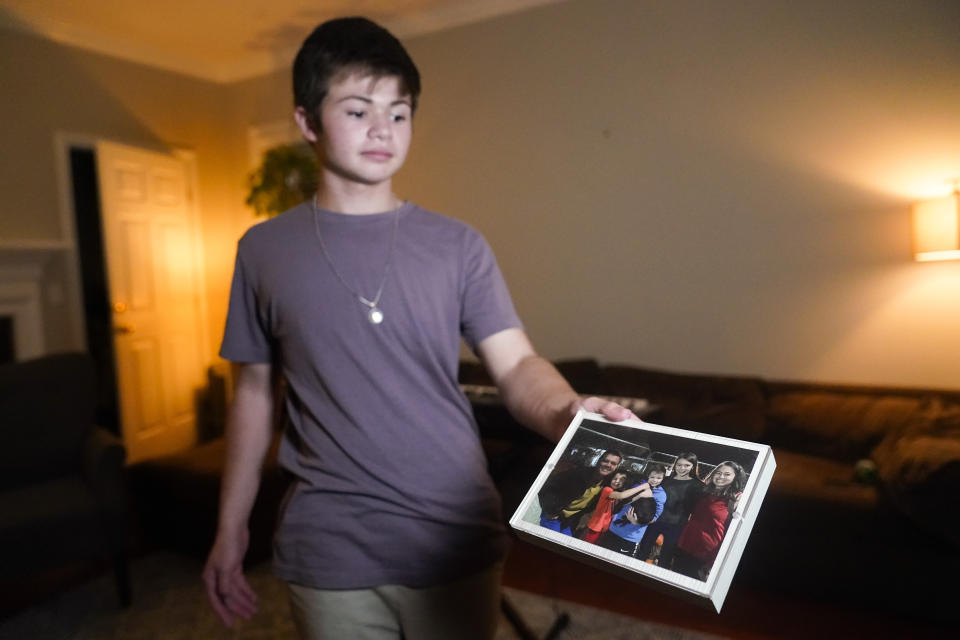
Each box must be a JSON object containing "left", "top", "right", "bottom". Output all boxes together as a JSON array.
[{"left": 509, "top": 410, "right": 776, "bottom": 613}]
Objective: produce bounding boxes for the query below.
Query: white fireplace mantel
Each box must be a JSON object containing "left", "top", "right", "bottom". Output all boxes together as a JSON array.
[{"left": 0, "top": 241, "right": 68, "bottom": 360}]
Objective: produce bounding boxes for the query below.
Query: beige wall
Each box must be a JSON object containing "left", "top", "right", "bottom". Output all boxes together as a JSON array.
[
  {"left": 4, "top": 0, "right": 960, "bottom": 390},
  {"left": 0, "top": 28, "right": 246, "bottom": 359},
  {"left": 392, "top": 0, "right": 960, "bottom": 389}
]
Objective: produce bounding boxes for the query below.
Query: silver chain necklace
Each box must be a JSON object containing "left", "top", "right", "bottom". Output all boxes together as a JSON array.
[{"left": 311, "top": 195, "right": 400, "bottom": 325}]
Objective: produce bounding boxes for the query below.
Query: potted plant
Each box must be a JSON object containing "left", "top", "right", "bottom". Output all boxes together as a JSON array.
[{"left": 245, "top": 143, "right": 318, "bottom": 217}]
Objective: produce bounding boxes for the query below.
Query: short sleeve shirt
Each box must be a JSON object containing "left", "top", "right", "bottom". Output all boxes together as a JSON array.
[{"left": 221, "top": 201, "right": 521, "bottom": 589}]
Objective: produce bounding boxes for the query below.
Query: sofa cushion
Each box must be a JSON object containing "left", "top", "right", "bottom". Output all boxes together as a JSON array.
[
  {"left": 600, "top": 365, "right": 766, "bottom": 441},
  {"left": 739, "top": 452, "right": 914, "bottom": 608},
  {"left": 764, "top": 449, "right": 880, "bottom": 515},
  {"left": 0, "top": 354, "right": 97, "bottom": 488},
  {"left": 765, "top": 391, "right": 926, "bottom": 462}
]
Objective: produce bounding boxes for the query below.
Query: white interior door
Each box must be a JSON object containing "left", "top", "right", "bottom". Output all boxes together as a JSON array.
[{"left": 96, "top": 141, "right": 205, "bottom": 463}]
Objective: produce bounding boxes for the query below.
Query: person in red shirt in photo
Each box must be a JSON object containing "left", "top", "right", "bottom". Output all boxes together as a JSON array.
[
  {"left": 673, "top": 461, "right": 746, "bottom": 581},
  {"left": 579, "top": 470, "right": 650, "bottom": 544}
]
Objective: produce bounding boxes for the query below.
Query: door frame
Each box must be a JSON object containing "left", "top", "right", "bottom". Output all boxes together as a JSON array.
[{"left": 53, "top": 132, "right": 212, "bottom": 437}]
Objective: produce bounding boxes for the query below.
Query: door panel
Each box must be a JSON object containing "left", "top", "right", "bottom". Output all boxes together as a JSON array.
[
  {"left": 97, "top": 141, "right": 204, "bottom": 462},
  {"left": 128, "top": 337, "right": 163, "bottom": 431},
  {"left": 123, "top": 220, "right": 154, "bottom": 310}
]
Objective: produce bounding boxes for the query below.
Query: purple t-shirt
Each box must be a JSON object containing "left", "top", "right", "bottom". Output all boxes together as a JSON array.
[{"left": 220, "top": 201, "right": 521, "bottom": 589}]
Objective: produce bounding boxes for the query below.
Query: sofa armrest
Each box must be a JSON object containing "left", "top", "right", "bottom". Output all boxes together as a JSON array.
[
  {"left": 873, "top": 433, "right": 960, "bottom": 548},
  {"left": 872, "top": 398, "right": 960, "bottom": 548},
  {"left": 82, "top": 427, "right": 128, "bottom": 510}
]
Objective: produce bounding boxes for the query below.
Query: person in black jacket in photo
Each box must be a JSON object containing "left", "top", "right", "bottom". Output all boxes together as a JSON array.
[
  {"left": 636, "top": 452, "right": 705, "bottom": 569},
  {"left": 538, "top": 449, "right": 623, "bottom": 535}
]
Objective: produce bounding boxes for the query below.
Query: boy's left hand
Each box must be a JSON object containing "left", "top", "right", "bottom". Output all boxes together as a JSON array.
[{"left": 580, "top": 396, "right": 638, "bottom": 422}]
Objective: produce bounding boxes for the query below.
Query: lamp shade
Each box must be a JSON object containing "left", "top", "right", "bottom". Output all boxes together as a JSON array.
[{"left": 912, "top": 191, "right": 960, "bottom": 262}]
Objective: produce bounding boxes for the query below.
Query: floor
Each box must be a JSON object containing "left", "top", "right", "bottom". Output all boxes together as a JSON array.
[
  {"left": 4, "top": 536, "right": 949, "bottom": 640},
  {"left": 2, "top": 553, "right": 720, "bottom": 640},
  {"left": 501, "top": 537, "right": 948, "bottom": 640}
]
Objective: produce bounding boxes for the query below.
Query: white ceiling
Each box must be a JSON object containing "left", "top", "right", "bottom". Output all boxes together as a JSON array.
[{"left": 0, "top": 0, "right": 565, "bottom": 83}]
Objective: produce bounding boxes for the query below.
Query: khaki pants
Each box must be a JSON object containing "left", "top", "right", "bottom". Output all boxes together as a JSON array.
[{"left": 287, "top": 563, "right": 503, "bottom": 640}]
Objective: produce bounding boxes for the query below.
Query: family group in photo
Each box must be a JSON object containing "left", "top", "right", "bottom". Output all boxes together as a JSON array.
[{"left": 538, "top": 449, "right": 747, "bottom": 581}]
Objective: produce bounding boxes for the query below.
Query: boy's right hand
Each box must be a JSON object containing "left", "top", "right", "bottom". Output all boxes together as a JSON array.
[{"left": 202, "top": 528, "right": 259, "bottom": 627}]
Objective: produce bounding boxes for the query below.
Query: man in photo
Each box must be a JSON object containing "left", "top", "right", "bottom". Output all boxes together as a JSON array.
[{"left": 537, "top": 449, "right": 624, "bottom": 536}]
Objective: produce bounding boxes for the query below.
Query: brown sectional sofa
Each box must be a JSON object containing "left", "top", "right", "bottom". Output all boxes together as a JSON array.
[
  {"left": 129, "top": 357, "right": 958, "bottom": 623},
  {"left": 459, "top": 359, "right": 960, "bottom": 623}
]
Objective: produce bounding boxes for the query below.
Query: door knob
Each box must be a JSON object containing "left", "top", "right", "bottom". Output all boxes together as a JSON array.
[{"left": 113, "top": 322, "right": 135, "bottom": 335}]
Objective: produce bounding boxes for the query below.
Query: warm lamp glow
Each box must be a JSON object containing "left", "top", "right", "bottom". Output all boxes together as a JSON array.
[{"left": 912, "top": 189, "right": 960, "bottom": 262}]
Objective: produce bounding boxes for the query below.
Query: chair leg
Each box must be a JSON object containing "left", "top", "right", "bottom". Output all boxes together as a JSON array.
[
  {"left": 501, "top": 594, "right": 570, "bottom": 640},
  {"left": 501, "top": 594, "right": 539, "bottom": 640},
  {"left": 544, "top": 611, "right": 571, "bottom": 640},
  {"left": 113, "top": 553, "right": 132, "bottom": 608}
]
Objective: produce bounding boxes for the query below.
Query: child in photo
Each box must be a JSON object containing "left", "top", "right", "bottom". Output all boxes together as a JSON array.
[
  {"left": 579, "top": 471, "right": 649, "bottom": 544},
  {"left": 636, "top": 452, "right": 704, "bottom": 568},
  {"left": 596, "top": 464, "right": 667, "bottom": 557}
]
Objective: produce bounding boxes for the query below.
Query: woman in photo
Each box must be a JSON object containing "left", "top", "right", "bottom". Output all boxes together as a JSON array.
[
  {"left": 636, "top": 452, "right": 704, "bottom": 569},
  {"left": 672, "top": 460, "right": 746, "bottom": 581}
]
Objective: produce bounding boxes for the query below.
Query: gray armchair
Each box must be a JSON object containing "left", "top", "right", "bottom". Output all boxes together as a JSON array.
[{"left": 0, "top": 353, "right": 130, "bottom": 607}]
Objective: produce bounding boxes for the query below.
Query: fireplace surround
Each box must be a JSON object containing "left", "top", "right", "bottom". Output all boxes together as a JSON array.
[{"left": 0, "top": 245, "right": 56, "bottom": 362}]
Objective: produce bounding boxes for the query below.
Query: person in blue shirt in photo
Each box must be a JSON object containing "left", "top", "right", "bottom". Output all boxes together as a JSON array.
[{"left": 596, "top": 464, "right": 667, "bottom": 557}]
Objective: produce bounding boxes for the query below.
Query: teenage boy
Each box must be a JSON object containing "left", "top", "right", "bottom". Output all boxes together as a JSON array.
[{"left": 202, "top": 17, "right": 634, "bottom": 640}]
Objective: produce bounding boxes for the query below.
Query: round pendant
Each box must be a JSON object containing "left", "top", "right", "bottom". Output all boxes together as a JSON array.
[{"left": 369, "top": 307, "right": 384, "bottom": 325}]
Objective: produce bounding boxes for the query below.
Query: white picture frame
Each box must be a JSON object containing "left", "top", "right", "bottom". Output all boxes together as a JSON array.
[{"left": 509, "top": 410, "right": 776, "bottom": 613}]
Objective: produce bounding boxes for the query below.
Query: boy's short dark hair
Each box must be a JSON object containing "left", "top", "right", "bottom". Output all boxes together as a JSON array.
[
  {"left": 293, "top": 17, "right": 421, "bottom": 134},
  {"left": 613, "top": 495, "right": 657, "bottom": 527},
  {"left": 646, "top": 463, "right": 667, "bottom": 478},
  {"left": 630, "top": 496, "right": 657, "bottom": 526}
]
